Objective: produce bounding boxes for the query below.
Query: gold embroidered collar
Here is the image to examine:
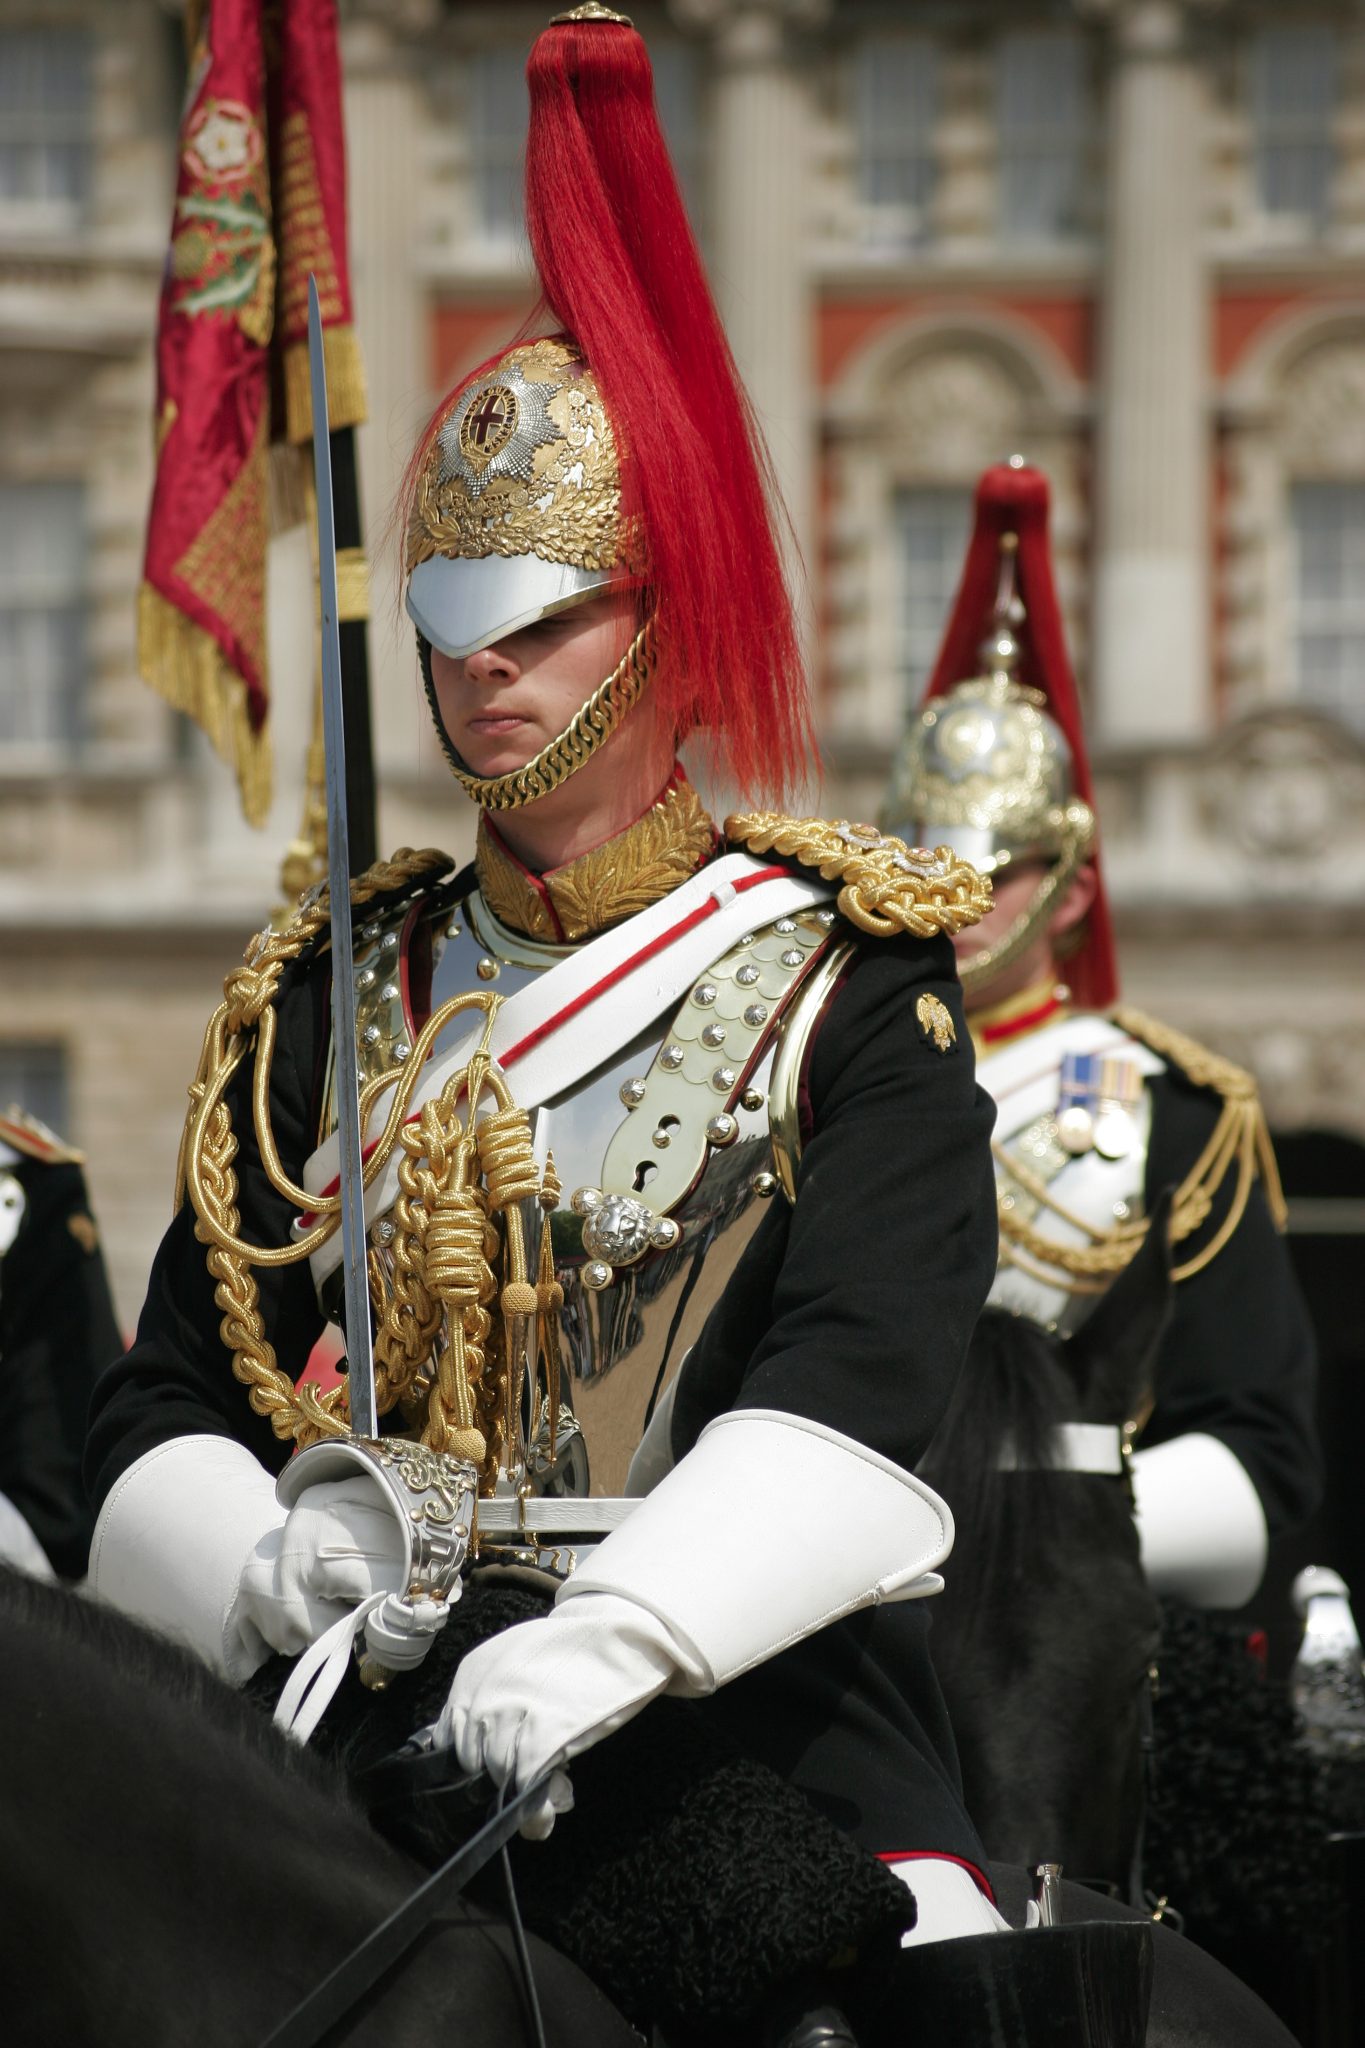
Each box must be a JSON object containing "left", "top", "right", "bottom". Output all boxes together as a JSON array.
[{"left": 474, "top": 773, "right": 718, "bottom": 943}]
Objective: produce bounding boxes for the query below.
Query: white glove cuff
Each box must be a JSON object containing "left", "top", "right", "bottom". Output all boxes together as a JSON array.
[
  {"left": 0, "top": 1489, "right": 54, "bottom": 1580},
  {"left": 1131, "top": 1432, "right": 1268, "bottom": 1608},
  {"left": 89, "top": 1434, "right": 286, "bottom": 1681},
  {"left": 560, "top": 1408, "right": 953, "bottom": 1691}
]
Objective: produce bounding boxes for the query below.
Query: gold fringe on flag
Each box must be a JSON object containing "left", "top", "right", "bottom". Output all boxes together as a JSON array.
[
  {"left": 138, "top": 583, "right": 273, "bottom": 828},
  {"left": 282, "top": 323, "right": 368, "bottom": 447}
]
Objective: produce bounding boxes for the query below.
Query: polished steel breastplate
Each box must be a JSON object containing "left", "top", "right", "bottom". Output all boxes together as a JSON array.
[{"left": 324, "top": 882, "right": 837, "bottom": 1495}]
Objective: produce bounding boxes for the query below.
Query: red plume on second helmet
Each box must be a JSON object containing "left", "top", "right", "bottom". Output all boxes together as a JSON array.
[
  {"left": 925, "top": 461, "right": 1118, "bottom": 1010},
  {"left": 518, "top": 14, "right": 812, "bottom": 797}
]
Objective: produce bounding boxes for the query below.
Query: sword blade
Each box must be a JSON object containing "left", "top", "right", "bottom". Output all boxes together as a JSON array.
[{"left": 308, "top": 274, "right": 376, "bottom": 1441}]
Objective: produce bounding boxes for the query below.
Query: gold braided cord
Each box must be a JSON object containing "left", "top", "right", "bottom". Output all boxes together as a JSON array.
[
  {"left": 447, "top": 620, "right": 656, "bottom": 812},
  {"left": 958, "top": 804, "right": 1095, "bottom": 994},
  {"left": 177, "top": 841, "right": 451, "bottom": 1206},
  {"left": 727, "top": 813, "right": 993, "bottom": 939},
  {"left": 373, "top": 1127, "right": 446, "bottom": 1413},
  {"left": 194, "top": 1098, "right": 349, "bottom": 1448},
  {"left": 173, "top": 842, "right": 564, "bottom": 1461},
  {"left": 995, "top": 1009, "right": 1285, "bottom": 1296},
  {"left": 477, "top": 1103, "right": 540, "bottom": 1467},
  {"left": 1114, "top": 1007, "right": 1288, "bottom": 1231},
  {"left": 190, "top": 984, "right": 500, "bottom": 1267}
]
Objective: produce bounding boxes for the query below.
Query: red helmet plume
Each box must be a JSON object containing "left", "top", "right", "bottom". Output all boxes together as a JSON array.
[{"left": 522, "top": 16, "right": 812, "bottom": 798}]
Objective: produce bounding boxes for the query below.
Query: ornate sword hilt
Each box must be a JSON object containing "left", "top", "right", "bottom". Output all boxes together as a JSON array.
[{"left": 281, "top": 1436, "right": 478, "bottom": 1689}]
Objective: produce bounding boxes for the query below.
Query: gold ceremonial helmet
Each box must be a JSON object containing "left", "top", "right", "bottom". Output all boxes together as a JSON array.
[
  {"left": 405, "top": 337, "right": 652, "bottom": 811},
  {"left": 406, "top": 338, "right": 632, "bottom": 659},
  {"left": 882, "top": 538, "right": 1095, "bottom": 988}
]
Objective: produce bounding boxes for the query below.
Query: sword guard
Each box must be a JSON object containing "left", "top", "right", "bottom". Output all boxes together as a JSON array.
[{"left": 281, "top": 1435, "right": 478, "bottom": 1684}]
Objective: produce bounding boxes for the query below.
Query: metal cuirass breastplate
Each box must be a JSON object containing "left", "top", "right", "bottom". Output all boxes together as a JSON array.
[
  {"left": 981, "top": 1016, "right": 1164, "bottom": 1335},
  {"left": 320, "top": 882, "right": 838, "bottom": 1496}
]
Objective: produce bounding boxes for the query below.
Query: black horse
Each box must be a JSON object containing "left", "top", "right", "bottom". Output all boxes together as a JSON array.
[
  {"left": 920, "top": 1198, "right": 1331, "bottom": 2044},
  {"left": 0, "top": 1562, "right": 642, "bottom": 2048},
  {"left": 0, "top": 1519, "right": 1305, "bottom": 2044},
  {"left": 919, "top": 1205, "right": 1170, "bottom": 1896}
]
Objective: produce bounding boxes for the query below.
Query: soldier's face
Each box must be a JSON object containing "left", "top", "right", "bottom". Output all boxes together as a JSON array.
[{"left": 428, "top": 590, "right": 640, "bottom": 778}]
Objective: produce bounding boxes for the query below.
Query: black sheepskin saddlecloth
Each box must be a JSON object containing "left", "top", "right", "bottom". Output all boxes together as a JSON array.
[
  {"left": 1144, "top": 1598, "right": 1338, "bottom": 1951},
  {"left": 246, "top": 1568, "right": 914, "bottom": 2037}
]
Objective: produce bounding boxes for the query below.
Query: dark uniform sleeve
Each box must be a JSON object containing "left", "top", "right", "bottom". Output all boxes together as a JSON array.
[
  {"left": 0, "top": 1158, "right": 124, "bottom": 1578},
  {"left": 84, "top": 958, "right": 332, "bottom": 1515},
  {"left": 1140, "top": 1070, "right": 1321, "bottom": 1543},
  {"left": 673, "top": 932, "right": 998, "bottom": 1470}
]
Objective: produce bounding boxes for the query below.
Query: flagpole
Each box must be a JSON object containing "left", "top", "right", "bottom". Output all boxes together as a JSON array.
[{"left": 328, "top": 426, "right": 377, "bottom": 876}]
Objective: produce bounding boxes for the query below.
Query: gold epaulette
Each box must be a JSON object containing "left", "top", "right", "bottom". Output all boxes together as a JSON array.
[
  {"left": 170, "top": 847, "right": 454, "bottom": 1454},
  {"left": 1113, "top": 1006, "right": 1287, "bottom": 1237},
  {"left": 995, "top": 1007, "right": 1286, "bottom": 1301},
  {"left": 0, "top": 1107, "right": 84, "bottom": 1167},
  {"left": 726, "top": 812, "right": 992, "bottom": 940}
]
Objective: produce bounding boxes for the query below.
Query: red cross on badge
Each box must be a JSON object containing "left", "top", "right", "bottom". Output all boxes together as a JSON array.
[{"left": 459, "top": 384, "right": 519, "bottom": 464}]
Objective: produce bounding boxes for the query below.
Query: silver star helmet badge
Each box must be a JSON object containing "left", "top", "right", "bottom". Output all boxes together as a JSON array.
[{"left": 437, "top": 359, "right": 565, "bottom": 502}]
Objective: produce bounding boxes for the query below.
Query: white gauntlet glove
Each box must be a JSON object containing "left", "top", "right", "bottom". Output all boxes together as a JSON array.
[
  {"left": 434, "top": 1408, "right": 954, "bottom": 1838},
  {"left": 1131, "top": 1432, "right": 1268, "bottom": 1608},
  {"left": 90, "top": 1435, "right": 408, "bottom": 1685},
  {"left": 233, "top": 1474, "right": 408, "bottom": 1662}
]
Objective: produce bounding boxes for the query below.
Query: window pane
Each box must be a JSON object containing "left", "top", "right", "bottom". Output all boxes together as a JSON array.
[
  {"left": 892, "top": 487, "right": 973, "bottom": 709},
  {"left": 0, "top": 29, "right": 91, "bottom": 209},
  {"left": 0, "top": 483, "right": 86, "bottom": 750},
  {"left": 0, "top": 1043, "right": 68, "bottom": 1140},
  {"left": 997, "top": 32, "right": 1090, "bottom": 244},
  {"left": 468, "top": 47, "right": 529, "bottom": 250},
  {"left": 1250, "top": 26, "right": 1337, "bottom": 228},
  {"left": 1290, "top": 482, "right": 1365, "bottom": 731},
  {"left": 853, "top": 38, "right": 938, "bottom": 235}
]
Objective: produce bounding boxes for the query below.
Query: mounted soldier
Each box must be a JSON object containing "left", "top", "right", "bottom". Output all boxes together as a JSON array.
[
  {"left": 884, "top": 458, "right": 1320, "bottom": 1611},
  {"left": 0, "top": 1107, "right": 121, "bottom": 1580},
  {"left": 81, "top": 13, "right": 1177, "bottom": 2042}
]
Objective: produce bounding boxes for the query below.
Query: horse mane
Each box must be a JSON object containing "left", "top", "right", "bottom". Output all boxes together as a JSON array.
[
  {"left": 918, "top": 1307, "right": 1076, "bottom": 1611},
  {"left": 1, "top": 1567, "right": 354, "bottom": 1808}
]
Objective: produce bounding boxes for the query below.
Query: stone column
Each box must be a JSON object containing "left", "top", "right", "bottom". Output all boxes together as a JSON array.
[
  {"left": 1092, "top": 1, "right": 1210, "bottom": 743},
  {"left": 673, "top": 0, "right": 823, "bottom": 648}
]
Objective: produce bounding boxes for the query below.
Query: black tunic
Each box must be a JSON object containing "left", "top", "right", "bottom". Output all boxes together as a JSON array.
[
  {"left": 1141, "top": 1070, "right": 1320, "bottom": 1543},
  {"left": 2, "top": 1151, "right": 123, "bottom": 1578},
  {"left": 86, "top": 861, "right": 999, "bottom": 1862}
]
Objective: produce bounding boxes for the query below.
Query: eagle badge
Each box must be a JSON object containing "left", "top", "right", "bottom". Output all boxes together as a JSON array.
[{"left": 916, "top": 993, "right": 957, "bottom": 1053}]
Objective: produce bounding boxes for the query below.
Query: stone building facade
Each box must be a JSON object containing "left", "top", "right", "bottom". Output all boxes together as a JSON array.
[{"left": 1, "top": 0, "right": 1363, "bottom": 1331}]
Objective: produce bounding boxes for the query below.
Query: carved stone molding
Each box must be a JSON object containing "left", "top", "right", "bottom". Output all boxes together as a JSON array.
[
  {"left": 1281, "top": 339, "right": 1365, "bottom": 476},
  {"left": 881, "top": 349, "right": 1025, "bottom": 475},
  {"left": 1204, "top": 707, "right": 1365, "bottom": 863}
]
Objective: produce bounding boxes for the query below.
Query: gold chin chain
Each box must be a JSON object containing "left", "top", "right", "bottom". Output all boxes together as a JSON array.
[
  {"left": 448, "top": 619, "right": 656, "bottom": 813},
  {"left": 958, "top": 801, "right": 1095, "bottom": 995}
]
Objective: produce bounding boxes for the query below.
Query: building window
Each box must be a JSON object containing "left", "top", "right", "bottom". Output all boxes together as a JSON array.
[
  {"left": 0, "top": 29, "right": 92, "bottom": 217},
  {"left": 0, "top": 483, "right": 86, "bottom": 753},
  {"left": 464, "top": 40, "right": 701, "bottom": 253},
  {"left": 467, "top": 46, "right": 529, "bottom": 254},
  {"left": 996, "top": 31, "right": 1092, "bottom": 245},
  {"left": 1289, "top": 482, "right": 1365, "bottom": 732},
  {"left": 1249, "top": 25, "right": 1338, "bottom": 231},
  {"left": 0, "top": 1042, "right": 68, "bottom": 1140},
  {"left": 852, "top": 37, "right": 938, "bottom": 246},
  {"left": 892, "top": 487, "right": 973, "bottom": 710}
]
